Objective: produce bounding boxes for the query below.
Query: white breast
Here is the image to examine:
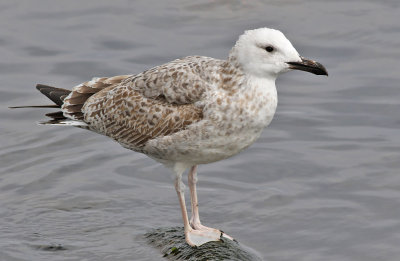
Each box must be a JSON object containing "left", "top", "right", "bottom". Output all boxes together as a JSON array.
[
  {"left": 189, "top": 76, "right": 278, "bottom": 162},
  {"left": 204, "top": 75, "right": 277, "bottom": 134},
  {"left": 144, "top": 76, "right": 278, "bottom": 165}
]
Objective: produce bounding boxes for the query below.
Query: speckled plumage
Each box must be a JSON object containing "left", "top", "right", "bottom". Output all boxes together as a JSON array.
[
  {"left": 59, "top": 53, "right": 277, "bottom": 166},
  {"left": 17, "top": 28, "right": 327, "bottom": 247}
]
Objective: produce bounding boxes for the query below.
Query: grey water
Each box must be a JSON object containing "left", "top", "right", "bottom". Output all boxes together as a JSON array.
[{"left": 1, "top": 0, "right": 400, "bottom": 260}]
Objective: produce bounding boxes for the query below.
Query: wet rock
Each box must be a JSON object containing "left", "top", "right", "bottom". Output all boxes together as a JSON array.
[{"left": 145, "top": 227, "right": 262, "bottom": 261}]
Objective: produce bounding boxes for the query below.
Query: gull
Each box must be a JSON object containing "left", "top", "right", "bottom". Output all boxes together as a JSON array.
[{"left": 11, "top": 28, "right": 327, "bottom": 247}]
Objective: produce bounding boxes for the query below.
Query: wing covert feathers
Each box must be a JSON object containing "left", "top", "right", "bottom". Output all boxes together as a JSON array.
[
  {"left": 23, "top": 56, "right": 222, "bottom": 151},
  {"left": 62, "top": 75, "right": 131, "bottom": 120},
  {"left": 78, "top": 57, "right": 218, "bottom": 150},
  {"left": 82, "top": 86, "right": 203, "bottom": 150}
]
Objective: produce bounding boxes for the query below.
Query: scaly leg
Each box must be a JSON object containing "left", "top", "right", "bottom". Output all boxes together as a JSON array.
[
  {"left": 174, "top": 164, "right": 221, "bottom": 247},
  {"left": 188, "top": 165, "right": 201, "bottom": 228},
  {"left": 187, "top": 165, "right": 235, "bottom": 241}
]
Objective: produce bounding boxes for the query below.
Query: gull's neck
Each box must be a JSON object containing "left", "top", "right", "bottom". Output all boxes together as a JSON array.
[
  {"left": 226, "top": 48, "right": 279, "bottom": 86},
  {"left": 223, "top": 52, "right": 278, "bottom": 107}
]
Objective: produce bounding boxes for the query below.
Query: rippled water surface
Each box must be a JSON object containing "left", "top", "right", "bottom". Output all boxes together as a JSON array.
[{"left": 1, "top": 1, "right": 400, "bottom": 260}]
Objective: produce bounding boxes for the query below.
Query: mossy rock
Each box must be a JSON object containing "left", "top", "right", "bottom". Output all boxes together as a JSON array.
[{"left": 145, "top": 227, "right": 262, "bottom": 261}]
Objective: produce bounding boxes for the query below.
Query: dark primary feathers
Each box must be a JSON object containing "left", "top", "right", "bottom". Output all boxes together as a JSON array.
[
  {"left": 36, "top": 84, "right": 71, "bottom": 107},
  {"left": 9, "top": 56, "right": 215, "bottom": 151},
  {"left": 9, "top": 85, "right": 71, "bottom": 122},
  {"left": 8, "top": 84, "right": 70, "bottom": 110}
]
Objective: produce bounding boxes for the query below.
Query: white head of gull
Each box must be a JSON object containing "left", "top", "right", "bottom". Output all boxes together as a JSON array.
[{"left": 11, "top": 28, "right": 327, "bottom": 247}]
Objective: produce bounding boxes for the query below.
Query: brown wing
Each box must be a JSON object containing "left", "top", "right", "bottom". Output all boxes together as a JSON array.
[
  {"left": 82, "top": 85, "right": 203, "bottom": 150},
  {"left": 62, "top": 75, "right": 132, "bottom": 120},
  {"left": 77, "top": 57, "right": 218, "bottom": 151}
]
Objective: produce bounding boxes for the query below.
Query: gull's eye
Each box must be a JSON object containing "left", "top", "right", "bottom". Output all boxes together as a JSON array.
[{"left": 265, "top": 46, "right": 274, "bottom": 53}]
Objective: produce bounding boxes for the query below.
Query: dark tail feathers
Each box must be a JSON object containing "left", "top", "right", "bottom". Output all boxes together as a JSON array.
[
  {"left": 9, "top": 84, "right": 72, "bottom": 122},
  {"left": 9, "top": 84, "right": 71, "bottom": 109},
  {"left": 36, "top": 84, "right": 71, "bottom": 107}
]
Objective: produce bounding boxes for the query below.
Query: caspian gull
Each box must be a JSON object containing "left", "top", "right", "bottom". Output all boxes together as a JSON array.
[{"left": 11, "top": 28, "right": 327, "bottom": 247}]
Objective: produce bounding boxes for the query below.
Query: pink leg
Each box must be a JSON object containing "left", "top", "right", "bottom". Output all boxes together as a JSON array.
[
  {"left": 188, "top": 165, "right": 202, "bottom": 228},
  {"left": 174, "top": 173, "right": 191, "bottom": 236},
  {"left": 174, "top": 165, "right": 221, "bottom": 246},
  {"left": 187, "top": 165, "right": 235, "bottom": 241}
]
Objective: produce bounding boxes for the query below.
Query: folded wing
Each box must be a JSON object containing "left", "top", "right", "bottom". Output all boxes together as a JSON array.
[{"left": 66, "top": 56, "right": 216, "bottom": 151}]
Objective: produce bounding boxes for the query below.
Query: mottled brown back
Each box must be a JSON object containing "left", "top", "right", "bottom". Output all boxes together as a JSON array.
[
  {"left": 62, "top": 75, "right": 131, "bottom": 120},
  {"left": 77, "top": 56, "right": 222, "bottom": 151}
]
